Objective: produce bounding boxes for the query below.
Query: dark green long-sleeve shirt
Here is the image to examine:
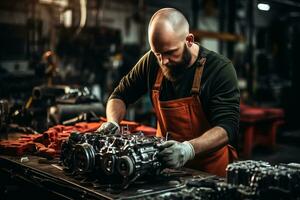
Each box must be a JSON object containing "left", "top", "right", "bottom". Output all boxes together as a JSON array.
[{"left": 109, "top": 45, "right": 240, "bottom": 147}]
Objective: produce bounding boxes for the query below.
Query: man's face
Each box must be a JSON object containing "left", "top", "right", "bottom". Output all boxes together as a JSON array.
[
  {"left": 151, "top": 41, "right": 192, "bottom": 82},
  {"left": 159, "top": 44, "right": 192, "bottom": 82}
]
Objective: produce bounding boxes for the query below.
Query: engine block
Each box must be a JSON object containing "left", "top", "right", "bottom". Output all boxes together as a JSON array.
[
  {"left": 226, "top": 160, "right": 300, "bottom": 199},
  {"left": 138, "top": 161, "right": 300, "bottom": 200},
  {"left": 60, "top": 130, "right": 165, "bottom": 187}
]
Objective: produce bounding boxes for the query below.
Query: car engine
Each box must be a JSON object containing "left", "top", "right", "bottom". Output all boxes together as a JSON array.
[{"left": 60, "top": 130, "right": 165, "bottom": 188}]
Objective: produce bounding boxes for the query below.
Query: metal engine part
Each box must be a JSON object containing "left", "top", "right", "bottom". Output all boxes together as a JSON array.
[
  {"left": 139, "top": 160, "right": 300, "bottom": 200},
  {"left": 226, "top": 160, "right": 300, "bottom": 199},
  {"left": 60, "top": 130, "right": 165, "bottom": 187},
  {"left": 139, "top": 177, "right": 241, "bottom": 200}
]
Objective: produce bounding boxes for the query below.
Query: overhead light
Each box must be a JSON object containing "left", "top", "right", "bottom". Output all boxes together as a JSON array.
[{"left": 257, "top": 3, "right": 270, "bottom": 11}]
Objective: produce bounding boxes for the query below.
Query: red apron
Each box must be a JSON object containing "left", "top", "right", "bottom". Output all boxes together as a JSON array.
[{"left": 151, "top": 58, "right": 238, "bottom": 177}]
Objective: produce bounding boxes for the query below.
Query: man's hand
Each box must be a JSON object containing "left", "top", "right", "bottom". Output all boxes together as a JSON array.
[
  {"left": 96, "top": 121, "right": 120, "bottom": 134},
  {"left": 158, "top": 140, "right": 195, "bottom": 168}
]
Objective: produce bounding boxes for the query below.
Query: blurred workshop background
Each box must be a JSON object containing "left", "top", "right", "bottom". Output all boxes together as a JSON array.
[{"left": 0, "top": 0, "right": 300, "bottom": 162}]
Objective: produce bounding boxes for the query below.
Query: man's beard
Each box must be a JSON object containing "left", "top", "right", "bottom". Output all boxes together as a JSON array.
[{"left": 160, "top": 45, "right": 192, "bottom": 82}]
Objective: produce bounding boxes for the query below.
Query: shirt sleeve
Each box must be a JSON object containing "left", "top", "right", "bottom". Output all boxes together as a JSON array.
[
  {"left": 108, "top": 51, "right": 151, "bottom": 106},
  {"left": 207, "top": 62, "right": 240, "bottom": 147}
]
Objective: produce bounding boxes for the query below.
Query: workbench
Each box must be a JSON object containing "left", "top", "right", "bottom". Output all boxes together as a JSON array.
[{"left": 0, "top": 155, "right": 210, "bottom": 200}]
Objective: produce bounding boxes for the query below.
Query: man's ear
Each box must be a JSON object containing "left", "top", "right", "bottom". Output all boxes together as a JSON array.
[{"left": 186, "top": 33, "right": 194, "bottom": 47}]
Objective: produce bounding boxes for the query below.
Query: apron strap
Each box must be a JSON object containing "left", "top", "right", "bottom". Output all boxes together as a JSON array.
[
  {"left": 191, "top": 57, "right": 206, "bottom": 95},
  {"left": 153, "top": 69, "right": 164, "bottom": 91},
  {"left": 152, "top": 69, "right": 167, "bottom": 134}
]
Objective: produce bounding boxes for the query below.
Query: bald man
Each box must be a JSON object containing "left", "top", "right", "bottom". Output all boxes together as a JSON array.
[{"left": 98, "top": 8, "right": 240, "bottom": 177}]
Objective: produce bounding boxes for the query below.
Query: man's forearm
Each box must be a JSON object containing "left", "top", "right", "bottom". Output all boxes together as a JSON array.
[
  {"left": 106, "top": 98, "right": 126, "bottom": 123},
  {"left": 189, "top": 126, "right": 228, "bottom": 156}
]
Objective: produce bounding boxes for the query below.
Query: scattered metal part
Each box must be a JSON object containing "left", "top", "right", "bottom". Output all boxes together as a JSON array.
[{"left": 20, "top": 156, "right": 29, "bottom": 163}]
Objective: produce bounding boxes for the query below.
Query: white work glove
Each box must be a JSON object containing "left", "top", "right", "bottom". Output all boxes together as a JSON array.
[
  {"left": 158, "top": 140, "right": 195, "bottom": 169},
  {"left": 96, "top": 121, "right": 120, "bottom": 134}
]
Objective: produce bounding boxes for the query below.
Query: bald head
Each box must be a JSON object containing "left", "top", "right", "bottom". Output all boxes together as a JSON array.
[
  {"left": 148, "top": 8, "right": 189, "bottom": 46},
  {"left": 148, "top": 8, "right": 197, "bottom": 82}
]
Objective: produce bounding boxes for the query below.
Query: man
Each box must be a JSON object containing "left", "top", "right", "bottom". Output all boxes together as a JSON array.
[{"left": 98, "top": 8, "right": 240, "bottom": 177}]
